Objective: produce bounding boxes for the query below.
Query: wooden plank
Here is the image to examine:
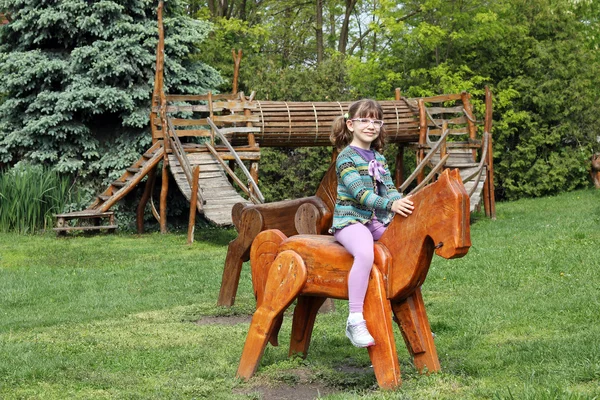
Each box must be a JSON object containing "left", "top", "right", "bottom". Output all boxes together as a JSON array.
[
  {"left": 413, "top": 93, "right": 463, "bottom": 103},
  {"left": 55, "top": 211, "right": 114, "bottom": 218},
  {"left": 170, "top": 118, "right": 209, "bottom": 126},
  {"left": 165, "top": 93, "right": 238, "bottom": 101},
  {"left": 212, "top": 114, "right": 260, "bottom": 123},
  {"left": 428, "top": 127, "right": 470, "bottom": 136},
  {"left": 54, "top": 225, "right": 118, "bottom": 232},
  {"left": 426, "top": 106, "right": 464, "bottom": 114}
]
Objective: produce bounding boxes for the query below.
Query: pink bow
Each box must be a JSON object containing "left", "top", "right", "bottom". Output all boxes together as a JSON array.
[{"left": 368, "top": 160, "right": 386, "bottom": 183}]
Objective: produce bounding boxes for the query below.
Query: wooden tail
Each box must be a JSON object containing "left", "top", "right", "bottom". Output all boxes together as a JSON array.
[{"left": 249, "top": 229, "right": 288, "bottom": 346}]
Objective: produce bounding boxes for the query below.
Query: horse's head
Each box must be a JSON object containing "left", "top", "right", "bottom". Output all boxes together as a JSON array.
[
  {"left": 378, "top": 169, "right": 471, "bottom": 299},
  {"left": 396, "top": 169, "right": 471, "bottom": 259},
  {"left": 429, "top": 169, "right": 471, "bottom": 258}
]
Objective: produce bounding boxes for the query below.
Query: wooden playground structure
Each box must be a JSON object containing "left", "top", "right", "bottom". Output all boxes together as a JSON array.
[{"left": 54, "top": 1, "right": 496, "bottom": 236}]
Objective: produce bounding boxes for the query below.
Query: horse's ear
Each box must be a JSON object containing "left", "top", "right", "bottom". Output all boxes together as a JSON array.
[
  {"left": 450, "top": 169, "right": 460, "bottom": 180},
  {"left": 439, "top": 169, "right": 451, "bottom": 182}
]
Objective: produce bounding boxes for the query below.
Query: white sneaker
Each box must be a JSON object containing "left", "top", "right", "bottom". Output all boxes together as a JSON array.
[{"left": 345, "top": 320, "right": 375, "bottom": 348}]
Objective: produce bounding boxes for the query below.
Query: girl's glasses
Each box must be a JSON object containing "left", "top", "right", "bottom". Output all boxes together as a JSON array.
[{"left": 350, "top": 118, "right": 384, "bottom": 128}]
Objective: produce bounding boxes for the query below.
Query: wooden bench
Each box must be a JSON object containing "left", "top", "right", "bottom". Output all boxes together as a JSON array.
[
  {"left": 217, "top": 161, "right": 337, "bottom": 307},
  {"left": 53, "top": 211, "right": 117, "bottom": 236}
]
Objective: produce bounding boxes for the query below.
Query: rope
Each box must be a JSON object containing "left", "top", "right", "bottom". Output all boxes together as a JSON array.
[
  {"left": 393, "top": 102, "right": 400, "bottom": 141},
  {"left": 312, "top": 103, "right": 319, "bottom": 143},
  {"left": 425, "top": 106, "right": 443, "bottom": 129},
  {"left": 256, "top": 100, "right": 265, "bottom": 143},
  {"left": 462, "top": 106, "right": 477, "bottom": 123},
  {"left": 285, "top": 102, "right": 292, "bottom": 141}
]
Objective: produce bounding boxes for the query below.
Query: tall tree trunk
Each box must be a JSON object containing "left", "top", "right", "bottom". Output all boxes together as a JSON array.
[
  {"left": 316, "top": 0, "right": 324, "bottom": 63},
  {"left": 338, "top": 0, "right": 358, "bottom": 54},
  {"left": 208, "top": 0, "right": 229, "bottom": 18}
]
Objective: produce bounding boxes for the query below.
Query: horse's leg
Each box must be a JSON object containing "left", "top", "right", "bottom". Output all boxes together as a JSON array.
[
  {"left": 364, "top": 267, "right": 401, "bottom": 390},
  {"left": 391, "top": 287, "right": 440, "bottom": 374},
  {"left": 237, "top": 250, "right": 307, "bottom": 380},
  {"left": 289, "top": 296, "right": 327, "bottom": 358},
  {"left": 218, "top": 208, "right": 263, "bottom": 307}
]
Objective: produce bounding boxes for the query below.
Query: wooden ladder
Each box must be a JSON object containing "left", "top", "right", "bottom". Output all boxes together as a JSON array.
[{"left": 53, "top": 142, "right": 165, "bottom": 235}]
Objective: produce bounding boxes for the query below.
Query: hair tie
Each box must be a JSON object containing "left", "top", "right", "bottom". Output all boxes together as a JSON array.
[{"left": 343, "top": 112, "right": 349, "bottom": 120}]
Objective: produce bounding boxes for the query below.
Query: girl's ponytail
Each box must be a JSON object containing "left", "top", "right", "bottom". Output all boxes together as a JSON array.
[{"left": 330, "top": 114, "right": 352, "bottom": 150}]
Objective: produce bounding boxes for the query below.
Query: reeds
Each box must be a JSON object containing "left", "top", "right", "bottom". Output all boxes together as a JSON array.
[{"left": 0, "top": 165, "right": 75, "bottom": 234}]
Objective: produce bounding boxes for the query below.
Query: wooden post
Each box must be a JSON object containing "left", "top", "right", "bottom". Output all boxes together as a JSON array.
[
  {"left": 440, "top": 121, "right": 448, "bottom": 163},
  {"left": 160, "top": 159, "right": 168, "bottom": 234},
  {"left": 208, "top": 91, "right": 214, "bottom": 146},
  {"left": 150, "top": 1, "right": 165, "bottom": 145},
  {"left": 250, "top": 162, "right": 259, "bottom": 195},
  {"left": 159, "top": 88, "right": 169, "bottom": 233},
  {"left": 461, "top": 92, "right": 478, "bottom": 162},
  {"left": 394, "top": 88, "right": 404, "bottom": 189},
  {"left": 136, "top": 167, "right": 157, "bottom": 234},
  {"left": 417, "top": 99, "right": 427, "bottom": 184},
  {"left": 395, "top": 144, "right": 405, "bottom": 189},
  {"left": 483, "top": 86, "right": 496, "bottom": 219},
  {"left": 187, "top": 166, "right": 200, "bottom": 244},
  {"left": 232, "top": 49, "right": 242, "bottom": 95}
]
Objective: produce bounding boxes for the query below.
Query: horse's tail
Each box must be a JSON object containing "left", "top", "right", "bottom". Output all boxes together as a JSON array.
[{"left": 249, "top": 229, "right": 288, "bottom": 346}]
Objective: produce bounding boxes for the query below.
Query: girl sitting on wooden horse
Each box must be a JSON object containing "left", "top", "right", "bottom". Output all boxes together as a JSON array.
[{"left": 330, "top": 99, "right": 415, "bottom": 348}]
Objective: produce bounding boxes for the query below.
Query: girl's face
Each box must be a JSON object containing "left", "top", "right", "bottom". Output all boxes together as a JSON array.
[{"left": 346, "top": 113, "right": 382, "bottom": 150}]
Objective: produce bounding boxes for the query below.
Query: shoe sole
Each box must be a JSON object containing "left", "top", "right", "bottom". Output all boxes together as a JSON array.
[{"left": 346, "top": 331, "right": 375, "bottom": 348}]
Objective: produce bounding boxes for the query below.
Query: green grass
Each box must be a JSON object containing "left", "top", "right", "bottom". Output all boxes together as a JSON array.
[{"left": 1, "top": 189, "right": 599, "bottom": 399}]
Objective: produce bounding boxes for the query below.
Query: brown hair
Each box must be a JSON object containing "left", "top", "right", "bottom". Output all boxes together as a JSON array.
[{"left": 330, "top": 99, "right": 386, "bottom": 152}]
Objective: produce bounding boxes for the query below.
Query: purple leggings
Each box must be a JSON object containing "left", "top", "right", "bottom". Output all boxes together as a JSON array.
[{"left": 334, "top": 220, "right": 386, "bottom": 313}]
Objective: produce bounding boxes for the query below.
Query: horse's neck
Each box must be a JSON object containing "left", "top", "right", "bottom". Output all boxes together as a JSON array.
[
  {"left": 378, "top": 190, "right": 438, "bottom": 299},
  {"left": 379, "top": 202, "right": 432, "bottom": 265}
]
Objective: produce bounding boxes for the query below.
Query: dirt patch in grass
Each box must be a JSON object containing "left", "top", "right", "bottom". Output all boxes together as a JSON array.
[
  {"left": 234, "top": 383, "right": 336, "bottom": 399},
  {"left": 233, "top": 367, "right": 338, "bottom": 399}
]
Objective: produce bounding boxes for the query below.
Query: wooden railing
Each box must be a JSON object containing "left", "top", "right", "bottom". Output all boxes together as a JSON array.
[
  {"left": 207, "top": 117, "right": 265, "bottom": 204},
  {"left": 166, "top": 118, "right": 205, "bottom": 211}
]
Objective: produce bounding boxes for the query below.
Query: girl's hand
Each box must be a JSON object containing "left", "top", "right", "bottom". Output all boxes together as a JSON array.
[{"left": 391, "top": 196, "right": 414, "bottom": 217}]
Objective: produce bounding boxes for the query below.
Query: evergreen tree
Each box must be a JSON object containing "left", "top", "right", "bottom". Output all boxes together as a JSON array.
[{"left": 0, "top": 0, "right": 221, "bottom": 193}]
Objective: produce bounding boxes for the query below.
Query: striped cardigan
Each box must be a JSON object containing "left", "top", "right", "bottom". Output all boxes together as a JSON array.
[{"left": 331, "top": 146, "right": 403, "bottom": 232}]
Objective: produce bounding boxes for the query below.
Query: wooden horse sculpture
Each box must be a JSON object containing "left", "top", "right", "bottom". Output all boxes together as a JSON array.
[{"left": 237, "top": 169, "right": 471, "bottom": 389}]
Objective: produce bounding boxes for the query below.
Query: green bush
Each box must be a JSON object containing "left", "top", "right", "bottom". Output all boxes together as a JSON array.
[{"left": 0, "top": 165, "right": 76, "bottom": 234}]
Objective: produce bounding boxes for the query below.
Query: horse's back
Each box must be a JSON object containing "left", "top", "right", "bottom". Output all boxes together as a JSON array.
[{"left": 280, "top": 235, "right": 353, "bottom": 299}]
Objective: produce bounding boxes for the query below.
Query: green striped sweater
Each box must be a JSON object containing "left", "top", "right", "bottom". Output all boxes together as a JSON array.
[{"left": 331, "top": 146, "right": 403, "bottom": 232}]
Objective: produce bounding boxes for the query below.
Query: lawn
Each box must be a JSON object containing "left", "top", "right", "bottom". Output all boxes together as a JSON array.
[{"left": 0, "top": 188, "right": 599, "bottom": 399}]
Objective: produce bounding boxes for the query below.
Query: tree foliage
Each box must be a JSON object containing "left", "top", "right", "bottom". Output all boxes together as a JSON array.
[
  {"left": 0, "top": 0, "right": 221, "bottom": 197},
  {"left": 191, "top": 0, "right": 599, "bottom": 201}
]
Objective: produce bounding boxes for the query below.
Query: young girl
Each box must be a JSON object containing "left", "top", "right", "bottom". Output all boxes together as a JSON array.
[{"left": 330, "top": 99, "right": 414, "bottom": 348}]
